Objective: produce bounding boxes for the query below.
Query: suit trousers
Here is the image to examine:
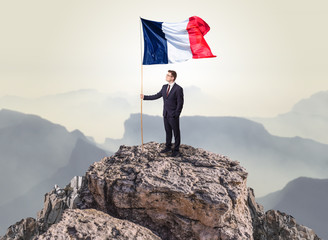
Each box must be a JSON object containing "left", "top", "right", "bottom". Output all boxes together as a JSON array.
[{"left": 163, "top": 116, "right": 180, "bottom": 152}]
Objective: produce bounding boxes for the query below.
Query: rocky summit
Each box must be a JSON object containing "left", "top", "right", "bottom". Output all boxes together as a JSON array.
[
  {"left": 0, "top": 142, "right": 321, "bottom": 240},
  {"left": 86, "top": 142, "right": 252, "bottom": 239}
]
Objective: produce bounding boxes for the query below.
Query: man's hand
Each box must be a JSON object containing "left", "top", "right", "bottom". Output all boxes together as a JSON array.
[{"left": 140, "top": 94, "right": 144, "bottom": 100}]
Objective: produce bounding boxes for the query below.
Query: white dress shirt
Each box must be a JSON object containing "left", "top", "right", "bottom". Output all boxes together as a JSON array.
[{"left": 167, "top": 82, "right": 175, "bottom": 95}]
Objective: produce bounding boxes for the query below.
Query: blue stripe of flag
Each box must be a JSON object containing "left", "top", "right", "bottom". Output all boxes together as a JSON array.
[{"left": 141, "top": 18, "right": 168, "bottom": 65}]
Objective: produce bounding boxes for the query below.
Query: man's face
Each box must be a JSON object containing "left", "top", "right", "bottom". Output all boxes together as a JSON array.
[{"left": 166, "top": 72, "right": 174, "bottom": 83}]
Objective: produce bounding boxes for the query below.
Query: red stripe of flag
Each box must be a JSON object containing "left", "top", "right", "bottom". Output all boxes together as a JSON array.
[{"left": 187, "top": 16, "right": 216, "bottom": 59}]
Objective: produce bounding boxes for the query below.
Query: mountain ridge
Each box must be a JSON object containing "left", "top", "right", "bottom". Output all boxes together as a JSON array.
[
  {"left": 257, "top": 176, "right": 328, "bottom": 239},
  {"left": 252, "top": 90, "right": 328, "bottom": 144},
  {"left": 0, "top": 109, "right": 110, "bottom": 235}
]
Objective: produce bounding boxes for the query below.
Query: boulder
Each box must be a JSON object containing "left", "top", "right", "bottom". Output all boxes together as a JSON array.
[
  {"left": 38, "top": 208, "right": 161, "bottom": 240},
  {"left": 86, "top": 142, "right": 253, "bottom": 239}
]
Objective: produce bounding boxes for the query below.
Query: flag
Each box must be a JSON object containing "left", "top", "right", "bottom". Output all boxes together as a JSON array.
[{"left": 141, "top": 16, "right": 216, "bottom": 65}]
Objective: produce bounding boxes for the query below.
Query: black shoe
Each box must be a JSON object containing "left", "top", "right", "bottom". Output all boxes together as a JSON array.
[
  {"left": 171, "top": 151, "right": 180, "bottom": 157},
  {"left": 160, "top": 148, "right": 171, "bottom": 153}
]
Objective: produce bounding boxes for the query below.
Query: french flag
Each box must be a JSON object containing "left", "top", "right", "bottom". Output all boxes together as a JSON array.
[{"left": 141, "top": 16, "right": 216, "bottom": 65}]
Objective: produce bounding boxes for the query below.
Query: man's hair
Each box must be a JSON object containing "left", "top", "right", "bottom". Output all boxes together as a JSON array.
[{"left": 168, "top": 70, "right": 177, "bottom": 81}]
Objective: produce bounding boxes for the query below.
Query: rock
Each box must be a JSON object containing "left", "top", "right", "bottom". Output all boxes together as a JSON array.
[
  {"left": 262, "top": 210, "right": 320, "bottom": 240},
  {"left": 248, "top": 188, "right": 321, "bottom": 240},
  {"left": 38, "top": 208, "right": 161, "bottom": 240},
  {"left": 86, "top": 142, "right": 253, "bottom": 239},
  {"left": 0, "top": 176, "right": 92, "bottom": 240},
  {"left": 0, "top": 218, "right": 37, "bottom": 240},
  {"left": 1, "top": 142, "right": 322, "bottom": 240},
  {"left": 37, "top": 176, "right": 90, "bottom": 233}
]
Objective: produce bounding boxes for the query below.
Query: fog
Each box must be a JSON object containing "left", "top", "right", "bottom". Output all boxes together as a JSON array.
[{"left": 0, "top": 86, "right": 218, "bottom": 142}]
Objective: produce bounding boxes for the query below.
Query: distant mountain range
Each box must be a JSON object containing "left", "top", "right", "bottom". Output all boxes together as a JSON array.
[
  {"left": 252, "top": 90, "right": 328, "bottom": 144},
  {"left": 257, "top": 177, "right": 328, "bottom": 240},
  {"left": 1, "top": 108, "right": 327, "bottom": 238},
  {"left": 2, "top": 88, "right": 328, "bottom": 144},
  {"left": 0, "top": 87, "right": 215, "bottom": 142},
  {"left": 103, "top": 114, "right": 328, "bottom": 198},
  {"left": 0, "top": 109, "right": 110, "bottom": 235},
  {"left": 2, "top": 88, "right": 328, "bottom": 237}
]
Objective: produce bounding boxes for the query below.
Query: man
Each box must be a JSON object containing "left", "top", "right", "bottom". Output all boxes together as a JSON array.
[{"left": 140, "top": 70, "right": 184, "bottom": 157}]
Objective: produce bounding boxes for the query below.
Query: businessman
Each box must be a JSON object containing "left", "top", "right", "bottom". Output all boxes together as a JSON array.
[{"left": 140, "top": 70, "right": 184, "bottom": 157}]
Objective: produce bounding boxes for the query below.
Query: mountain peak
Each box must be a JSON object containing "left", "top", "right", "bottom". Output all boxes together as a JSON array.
[
  {"left": 291, "top": 90, "right": 328, "bottom": 116},
  {"left": 1, "top": 142, "right": 321, "bottom": 240},
  {"left": 87, "top": 142, "right": 251, "bottom": 239}
]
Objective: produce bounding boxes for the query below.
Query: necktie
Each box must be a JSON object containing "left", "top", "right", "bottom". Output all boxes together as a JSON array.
[{"left": 166, "top": 85, "right": 170, "bottom": 97}]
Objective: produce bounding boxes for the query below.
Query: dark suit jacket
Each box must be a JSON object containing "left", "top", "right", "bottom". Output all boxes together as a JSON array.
[{"left": 144, "top": 83, "right": 184, "bottom": 118}]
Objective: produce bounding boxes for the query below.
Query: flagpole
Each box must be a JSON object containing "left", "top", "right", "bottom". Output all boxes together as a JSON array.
[{"left": 140, "top": 18, "right": 144, "bottom": 152}]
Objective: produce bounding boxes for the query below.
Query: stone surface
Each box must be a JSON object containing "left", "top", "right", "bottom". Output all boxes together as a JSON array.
[
  {"left": 0, "top": 218, "right": 37, "bottom": 240},
  {"left": 38, "top": 208, "right": 161, "bottom": 240},
  {"left": 37, "top": 176, "right": 90, "bottom": 233},
  {"left": 0, "top": 176, "right": 92, "bottom": 240},
  {"left": 86, "top": 142, "right": 253, "bottom": 240},
  {"left": 248, "top": 188, "right": 321, "bottom": 240},
  {"left": 1, "top": 142, "right": 322, "bottom": 240}
]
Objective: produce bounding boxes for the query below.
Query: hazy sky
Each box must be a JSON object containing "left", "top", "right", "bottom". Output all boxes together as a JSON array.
[{"left": 1, "top": 0, "right": 328, "bottom": 127}]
